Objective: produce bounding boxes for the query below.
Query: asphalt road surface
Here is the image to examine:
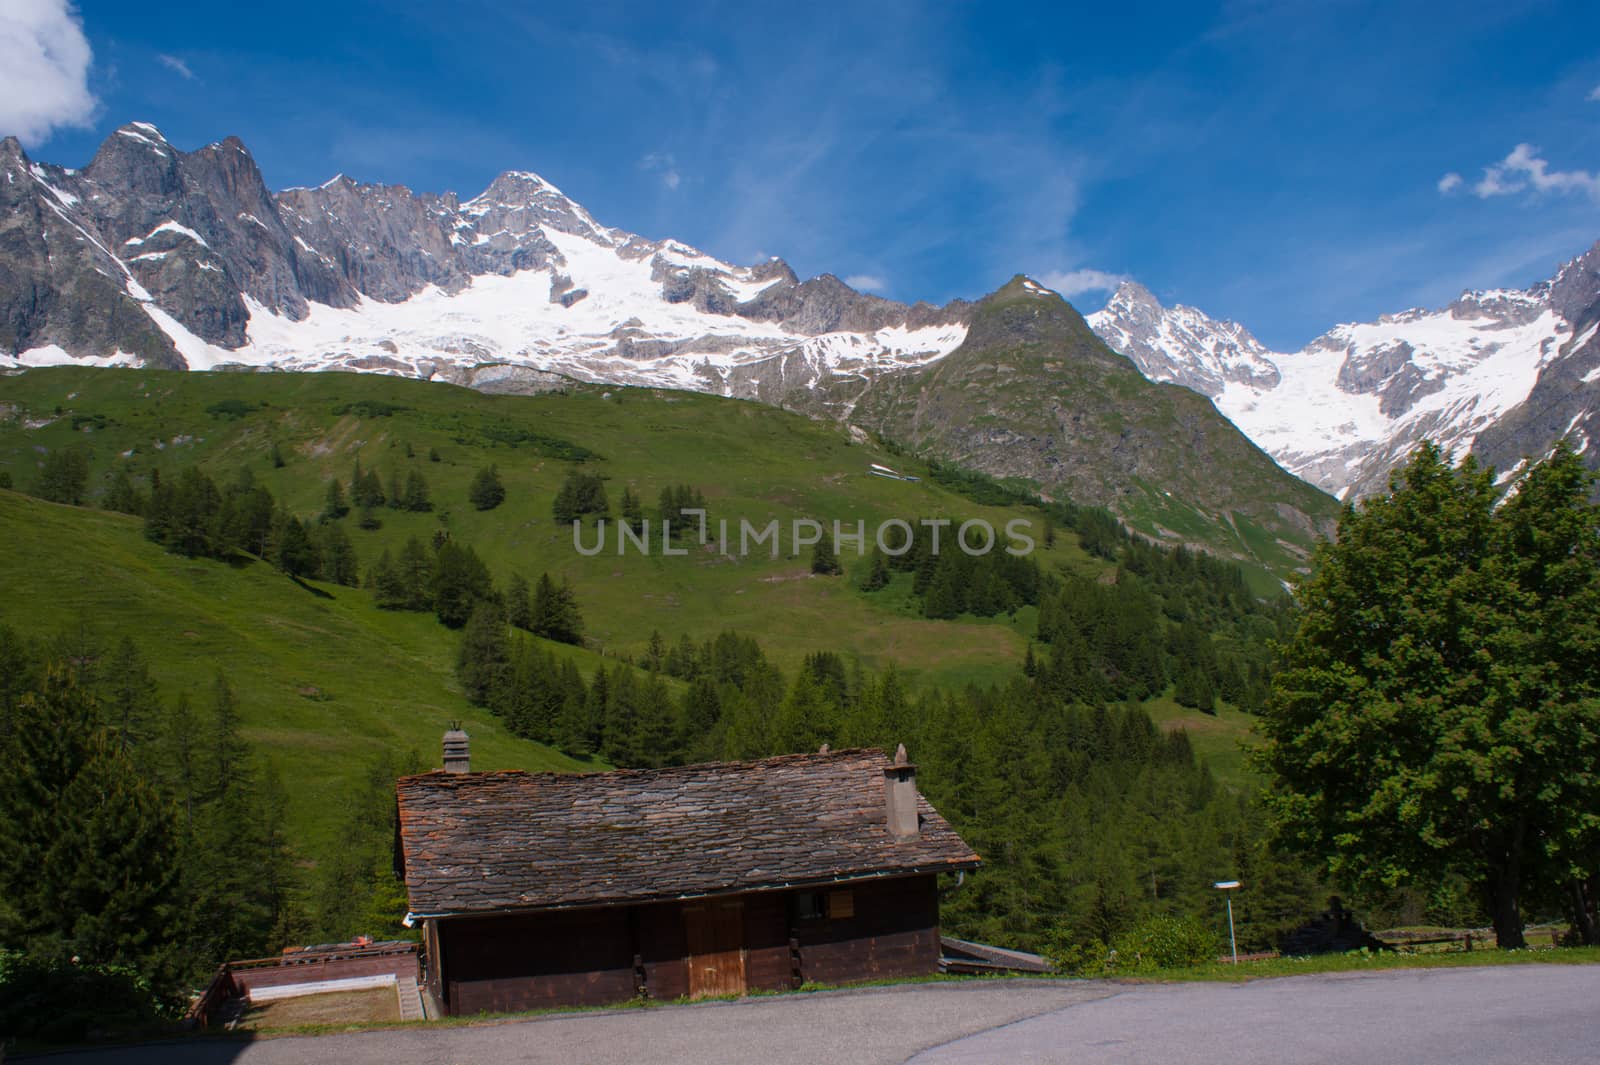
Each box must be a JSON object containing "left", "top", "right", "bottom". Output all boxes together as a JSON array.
[{"left": 26, "top": 964, "right": 1600, "bottom": 1065}]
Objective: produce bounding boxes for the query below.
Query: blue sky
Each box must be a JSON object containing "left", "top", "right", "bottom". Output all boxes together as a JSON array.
[{"left": 5, "top": 0, "right": 1600, "bottom": 350}]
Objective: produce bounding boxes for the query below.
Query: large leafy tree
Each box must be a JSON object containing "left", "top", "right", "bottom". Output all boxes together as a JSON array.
[{"left": 1256, "top": 442, "right": 1600, "bottom": 948}]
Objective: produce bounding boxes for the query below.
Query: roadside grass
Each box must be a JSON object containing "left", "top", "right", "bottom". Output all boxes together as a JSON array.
[{"left": 1129, "top": 944, "right": 1600, "bottom": 983}]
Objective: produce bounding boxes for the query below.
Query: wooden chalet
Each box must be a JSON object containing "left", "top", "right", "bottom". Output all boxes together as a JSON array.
[{"left": 395, "top": 735, "right": 980, "bottom": 1015}]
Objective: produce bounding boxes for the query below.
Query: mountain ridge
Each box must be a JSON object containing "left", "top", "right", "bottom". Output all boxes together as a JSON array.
[
  {"left": 0, "top": 122, "right": 971, "bottom": 392},
  {"left": 1087, "top": 244, "right": 1600, "bottom": 499},
  {"left": 1, "top": 122, "right": 1340, "bottom": 573}
]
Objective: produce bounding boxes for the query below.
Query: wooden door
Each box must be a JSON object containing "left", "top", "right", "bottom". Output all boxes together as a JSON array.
[{"left": 683, "top": 898, "right": 747, "bottom": 999}]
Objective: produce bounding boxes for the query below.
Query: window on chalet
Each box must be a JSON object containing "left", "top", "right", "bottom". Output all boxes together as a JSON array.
[{"left": 793, "top": 889, "right": 855, "bottom": 921}]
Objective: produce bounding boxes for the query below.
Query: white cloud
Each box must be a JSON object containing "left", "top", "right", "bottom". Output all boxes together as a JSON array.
[
  {"left": 1039, "top": 268, "right": 1126, "bottom": 299},
  {"left": 1437, "top": 172, "right": 1463, "bottom": 194},
  {"left": 0, "top": 0, "right": 97, "bottom": 146},
  {"left": 844, "top": 274, "right": 886, "bottom": 292},
  {"left": 158, "top": 53, "right": 195, "bottom": 80},
  {"left": 1588, "top": 84, "right": 1600, "bottom": 102},
  {"left": 640, "top": 151, "right": 681, "bottom": 191},
  {"left": 1471, "top": 143, "right": 1600, "bottom": 201}
]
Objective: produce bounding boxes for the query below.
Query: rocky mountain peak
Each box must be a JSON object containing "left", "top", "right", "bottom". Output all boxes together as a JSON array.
[
  {"left": 1086, "top": 281, "right": 1279, "bottom": 399},
  {"left": 1549, "top": 238, "right": 1600, "bottom": 327},
  {"left": 1105, "top": 279, "right": 1160, "bottom": 310},
  {"left": 752, "top": 257, "right": 799, "bottom": 285}
]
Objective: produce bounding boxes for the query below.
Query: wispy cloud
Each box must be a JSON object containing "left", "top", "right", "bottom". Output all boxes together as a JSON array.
[
  {"left": 1040, "top": 268, "right": 1126, "bottom": 298},
  {"left": 158, "top": 53, "right": 196, "bottom": 81},
  {"left": 1469, "top": 143, "right": 1600, "bottom": 201},
  {"left": 844, "top": 274, "right": 886, "bottom": 292},
  {"left": 0, "top": 0, "right": 97, "bottom": 146},
  {"left": 1437, "top": 172, "right": 1463, "bottom": 194},
  {"left": 640, "top": 151, "right": 681, "bottom": 191},
  {"left": 1588, "top": 84, "right": 1600, "bottom": 102}
]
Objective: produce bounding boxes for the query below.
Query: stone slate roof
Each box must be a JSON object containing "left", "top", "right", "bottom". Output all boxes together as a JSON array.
[{"left": 396, "top": 748, "right": 980, "bottom": 917}]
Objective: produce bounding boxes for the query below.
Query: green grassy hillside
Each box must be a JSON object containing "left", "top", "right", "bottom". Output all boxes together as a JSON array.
[
  {"left": 0, "top": 366, "right": 1263, "bottom": 858},
  {"left": 0, "top": 488, "right": 594, "bottom": 859},
  {"left": 0, "top": 366, "right": 1099, "bottom": 685}
]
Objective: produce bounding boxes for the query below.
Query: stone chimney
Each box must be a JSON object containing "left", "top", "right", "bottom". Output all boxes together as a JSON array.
[
  {"left": 883, "top": 743, "right": 919, "bottom": 840},
  {"left": 443, "top": 727, "right": 470, "bottom": 774}
]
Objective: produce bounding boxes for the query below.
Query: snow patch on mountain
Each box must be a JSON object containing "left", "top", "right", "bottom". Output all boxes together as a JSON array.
[{"left": 1088, "top": 274, "right": 1582, "bottom": 500}]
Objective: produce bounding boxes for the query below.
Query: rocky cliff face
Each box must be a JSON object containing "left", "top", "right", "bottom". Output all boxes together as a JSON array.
[
  {"left": 1087, "top": 248, "right": 1599, "bottom": 499},
  {"left": 1472, "top": 243, "right": 1600, "bottom": 485}
]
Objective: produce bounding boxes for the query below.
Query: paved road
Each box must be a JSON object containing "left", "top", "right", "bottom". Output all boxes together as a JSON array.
[
  {"left": 25, "top": 965, "right": 1600, "bottom": 1065},
  {"left": 911, "top": 965, "right": 1600, "bottom": 1065}
]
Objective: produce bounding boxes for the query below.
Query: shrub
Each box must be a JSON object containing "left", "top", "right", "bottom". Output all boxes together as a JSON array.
[
  {"left": 0, "top": 951, "right": 171, "bottom": 1041},
  {"left": 1109, "top": 914, "right": 1222, "bottom": 972}
]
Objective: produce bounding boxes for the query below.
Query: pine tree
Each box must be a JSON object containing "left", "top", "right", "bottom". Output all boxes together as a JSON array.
[
  {"left": 403, "top": 469, "right": 432, "bottom": 512},
  {"left": 859, "top": 549, "right": 890, "bottom": 591},
  {"left": 322, "top": 478, "right": 349, "bottom": 521},
  {"left": 457, "top": 602, "right": 511, "bottom": 706},
  {"left": 270, "top": 442, "right": 286, "bottom": 468},
  {"left": 369, "top": 549, "right": 406, "bottom": 610},
  {"left": 316, "top": 522, "right": 361, "bottom": 586},
  {"left": 552, "top": 478, "right": 579, "bottom": 524},
  {"left": 0, "top": 669, "right": 183, "bottom": 978},
  {"left": 634, "top": 674, "right": 678, "bottom": 767},
  {"left": 532, "top": 573, "right": 584, "bottom": 645},
  {"left": 34, "top": 448, "right": 89, "bottom": 505},
  {"left": 433, "top": 541, "right": 492, "bottom": 628},
  {"left": 922, "top": 554, "right": 965, "bottom": 619},
  {"left": 274, "top": 514, "right": 319, "bottom": 577},
  {"left": 469, "top": 465, "right": 506, "bottom": 511},
  {"left": 601, "top": 667, "right": 641, "bottom": 766},
  {"left": 103, "top": 468, "right": 144, "bottom": 515},
  {"left": 209, "top": 673, "right": 248, "bottom": 803},
  {"left": 396, "top": 536, "right": 434, "bottom": 611},
  {"left": 103, "top": 637, "right": 159, "bottom": 757},
  {"left": 46, "top": 734, "right": 182, "bottom": 975},
  {"left": 621, "top": 486, "right": 644, "bottom": 530},
  {"left": 507, "top": 573, "right": 533, "bottom": 631},
  {"left": 811, "top": 537, "right": 842, "bottom": 575}
]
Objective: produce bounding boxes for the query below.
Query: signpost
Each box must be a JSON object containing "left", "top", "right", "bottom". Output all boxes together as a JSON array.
[{"left": 1214, "top": 880, "right": 1241, "bottom": 964}]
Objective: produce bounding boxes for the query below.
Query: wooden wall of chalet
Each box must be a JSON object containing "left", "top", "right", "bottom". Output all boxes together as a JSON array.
[
  {"left": 430, "top": 874, "right": 942, "bottom": 1015},
  {"left": 792, "top": 875, "right": 940, "bottom": 986}
]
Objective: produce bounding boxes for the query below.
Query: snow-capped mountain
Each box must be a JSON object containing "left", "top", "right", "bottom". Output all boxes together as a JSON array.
[
  {"left": 1088, "top": 246, "right": 1600, "bottom": 499},
  {"left": 6, "top": 121, "right": 1597, "bottom": 508},
  {"left": 0, "top": 123, "right": 968, "bottom": 395}
]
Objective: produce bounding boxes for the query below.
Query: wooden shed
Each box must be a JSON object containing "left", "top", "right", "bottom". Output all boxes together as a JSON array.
[{"left": 395, "top": 743, "right": 980, "bottom": 1016}]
